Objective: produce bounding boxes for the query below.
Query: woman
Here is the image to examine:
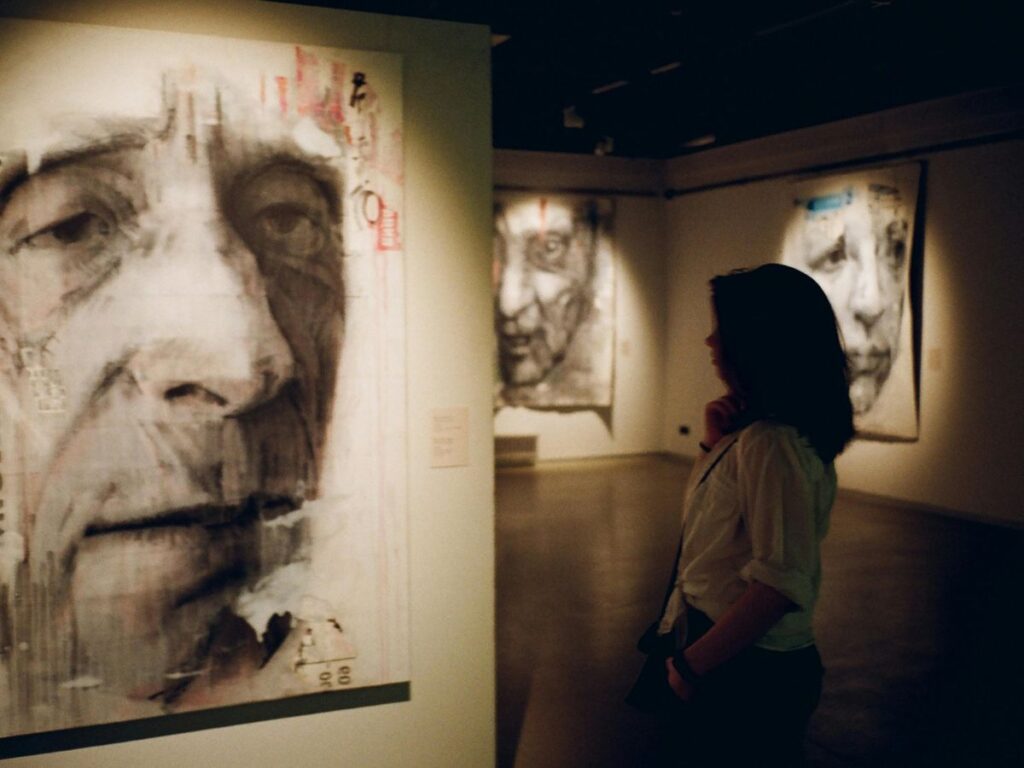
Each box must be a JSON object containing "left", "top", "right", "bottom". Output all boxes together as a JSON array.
[{"left": 656, "top": 264, "right": 854, "bottom": 766}]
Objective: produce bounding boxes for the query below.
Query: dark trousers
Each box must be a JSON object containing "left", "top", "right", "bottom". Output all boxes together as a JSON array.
[{"left": 655, "top": 606, "right": 824, "bottom": 768}]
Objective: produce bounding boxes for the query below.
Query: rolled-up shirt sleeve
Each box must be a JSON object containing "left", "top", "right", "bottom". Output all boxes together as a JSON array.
[{"left": 737, "top": 426, "right": 818, "bottom": 612}]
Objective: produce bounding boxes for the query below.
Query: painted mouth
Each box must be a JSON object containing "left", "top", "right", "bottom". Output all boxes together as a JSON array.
[
  {"left": 849, "top": 350, "right": 891, "bottom": 377},
  {"left": 82, "top": 494, "right": 299, "bottom": 539},
  {"left": 73, "top": 494, "right": 302, "bottom": 608},
  {"left": 500, "top": 334, "right": 535, "bottom": 358}
]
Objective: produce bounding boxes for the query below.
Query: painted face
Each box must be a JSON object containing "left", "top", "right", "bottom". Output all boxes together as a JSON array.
[
  {"left": 0, "top": 77, "right": 344, "bottom": 703},
  {"left": 494, "top": 200, "right": 596, "bottom": 387},
  {"left": 788, "top": 185, "right": 910, "bottom": 414}
]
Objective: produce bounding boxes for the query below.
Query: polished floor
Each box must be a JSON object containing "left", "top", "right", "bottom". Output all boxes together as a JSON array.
[{"left": 496, "top": 455, "right": 1024, "bottom": 767}]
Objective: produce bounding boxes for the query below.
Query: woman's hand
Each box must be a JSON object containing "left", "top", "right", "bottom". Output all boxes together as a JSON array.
[
  {"left": 665, "top": 657, "right": 696, "bottom": 701},
  {"left": 703, "top": 393, "right": 744, "bottom": 449}
]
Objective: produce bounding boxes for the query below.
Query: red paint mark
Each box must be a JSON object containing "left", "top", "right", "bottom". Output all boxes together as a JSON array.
[
  {"left": 275, "top": 76, "right": 289, "bottom": 115},
  {"left": 295, "top": 46, "right": 322, "bottom": 117},
  {"left": 329, "top": 60, "right": 346, "bottom": 123},
  {"left": 376, "top": 201, "right": 401, "bottom": 252}
]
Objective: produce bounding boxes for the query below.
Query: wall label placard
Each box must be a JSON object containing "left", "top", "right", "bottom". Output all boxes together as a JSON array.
[{"left": 431, "top": 407, "right": 470, "bottom": 468}]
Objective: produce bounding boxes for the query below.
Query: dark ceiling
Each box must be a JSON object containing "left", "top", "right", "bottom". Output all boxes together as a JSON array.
[{"left": 283, "top": 1, "right": 1022, "bottom": 158}]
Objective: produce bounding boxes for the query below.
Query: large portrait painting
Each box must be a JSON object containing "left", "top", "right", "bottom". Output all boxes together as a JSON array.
[
  {"left": 780, "top": 164, "right": 921, "bottom": 440},
  {"left": 0, "top": 18, "right": 408, "bottom": 744},
  {"left": 493, "top": 195, "right": 615, "bottom": 408}
]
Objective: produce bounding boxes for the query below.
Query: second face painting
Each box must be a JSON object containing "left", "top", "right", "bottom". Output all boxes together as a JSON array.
[
  {"left": 780, "top": 164, "right": 921, "bottom": 440},
  {"left": 493, "top": 195, "right": 615, "bottom": 408},
  {"left": 0, "top": 18, "right": 408, "bottom": 741}
]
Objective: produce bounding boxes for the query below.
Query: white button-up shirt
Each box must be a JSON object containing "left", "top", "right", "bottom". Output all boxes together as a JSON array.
[{"left": 659, "top": 420, "right": 837, "bottom": 651}]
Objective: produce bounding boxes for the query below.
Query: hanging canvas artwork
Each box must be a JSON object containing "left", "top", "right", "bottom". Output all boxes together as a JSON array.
[
  {"left": 780, "top": 164, "right": 921, "bottom": 440},
  {"left": 0, "top": 18, "right": 408, "bottom": 745},
  {"left": 493, "top": 195, "right": 615, "bottom": 408}
]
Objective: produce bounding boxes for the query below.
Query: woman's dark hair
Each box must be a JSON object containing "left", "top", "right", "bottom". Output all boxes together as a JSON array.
[{"left": 710, "top": 263, "right": 854, "bottom": 463}]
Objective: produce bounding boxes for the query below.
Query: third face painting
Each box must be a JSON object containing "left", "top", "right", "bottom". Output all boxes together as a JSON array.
[
  {"left": 780, "top": 164, "right": 921, "bottom": 440},
  {"left": 493, "top": 195, "right": 615, "bottom": 409}
]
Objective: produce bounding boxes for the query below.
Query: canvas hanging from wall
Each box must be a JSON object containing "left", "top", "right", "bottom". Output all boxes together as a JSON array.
[
  {"left": 493, "top": 195, "right": 615, "bottom": 408},
  {"left": 0, "top": 18, "right": 408, "bottom": 745},
  {"left": 779, "top": 163, "right": 921, "bottom": 440}
]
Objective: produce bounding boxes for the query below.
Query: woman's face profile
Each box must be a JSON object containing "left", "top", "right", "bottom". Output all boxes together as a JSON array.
[
  {"left": 705, "top": 309, "right": 741, "bottom": 396},
  {"left": 705, "top": 321, "right": 725, "bottom": 383}
]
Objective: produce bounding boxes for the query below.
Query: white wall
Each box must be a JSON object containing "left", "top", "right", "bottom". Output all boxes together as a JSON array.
[
  {"left": 660, "top": 89, "right": 1024, "bottom": 526},
  {"left": 493, "top": 150, "right": 668, "bottom": 460},
  {"left": 0, "top": 1, "right": 495, "bottom": 766}
]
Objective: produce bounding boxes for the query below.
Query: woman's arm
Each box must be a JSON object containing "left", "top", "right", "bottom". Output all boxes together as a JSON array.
[{"left": 666, "top": 580, "right": 793, "bottom": 700}]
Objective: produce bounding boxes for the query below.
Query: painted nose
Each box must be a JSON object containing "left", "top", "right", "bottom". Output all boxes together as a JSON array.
[
  {"left": 850, "top": 258, "right": 885, "bottom": 331},
  {"left": 127, "top": 211, "right": 294, "bottom": 416},
  {"left": 131, "top": 82, "right": 294, "bottom": 414},
  {"left": 498, "top": 261, "right": 538, "bottom": 328}
]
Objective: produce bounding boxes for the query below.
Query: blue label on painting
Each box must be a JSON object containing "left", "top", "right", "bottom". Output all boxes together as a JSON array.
[{"left": 803, "top": 189, "right": 853, "bottom": 212}]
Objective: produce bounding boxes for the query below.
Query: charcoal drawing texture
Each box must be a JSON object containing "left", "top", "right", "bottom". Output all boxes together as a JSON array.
[
  {"left": 494, "top": 195, "right": 615, "bottom": 409},
  {"left": 0, "top": 19, "right": 408, "bottom": 738},
  {"left": 781, "top": 165, "right": 921, "bottom": 440}
]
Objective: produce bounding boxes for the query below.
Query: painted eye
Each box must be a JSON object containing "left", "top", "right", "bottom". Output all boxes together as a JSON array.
[
  {"left": 2, "top": 169, "right": 137, "bottom": 313},
  {"left": 811, "top": 236, "right": 847, "bottom": 274},
  {"left": 256, "top": 203, "right": 325, "bottom": 257},
  {"left": 23, "top": 211, "right": 112, "bottom": 250},
  {"left": 231, "top": 163, "right": 334, "bottom": 266},
  {"left": 883, "top": 222, "right": 908, "bottom": 273},
  {"left": 886, "top": 238, "right": 906, "bottom": 269},
  {"left": 528, "top": 233, "right": 569, "bottom": 270}
]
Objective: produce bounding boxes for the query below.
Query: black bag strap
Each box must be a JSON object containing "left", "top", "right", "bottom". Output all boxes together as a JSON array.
[{"left": 656, "top": 436, "right": 740, "bottom": 618}]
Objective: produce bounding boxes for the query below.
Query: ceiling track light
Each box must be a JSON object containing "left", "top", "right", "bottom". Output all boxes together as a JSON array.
[
  {"left": 591, "top": 79, "right": 629, "bottom": 95},
  {"left": 683, "top": 134, "right": 717, "bottom": 148},
  {"left": 650, "top": 61, "right": 681, "bottom": 75}
]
